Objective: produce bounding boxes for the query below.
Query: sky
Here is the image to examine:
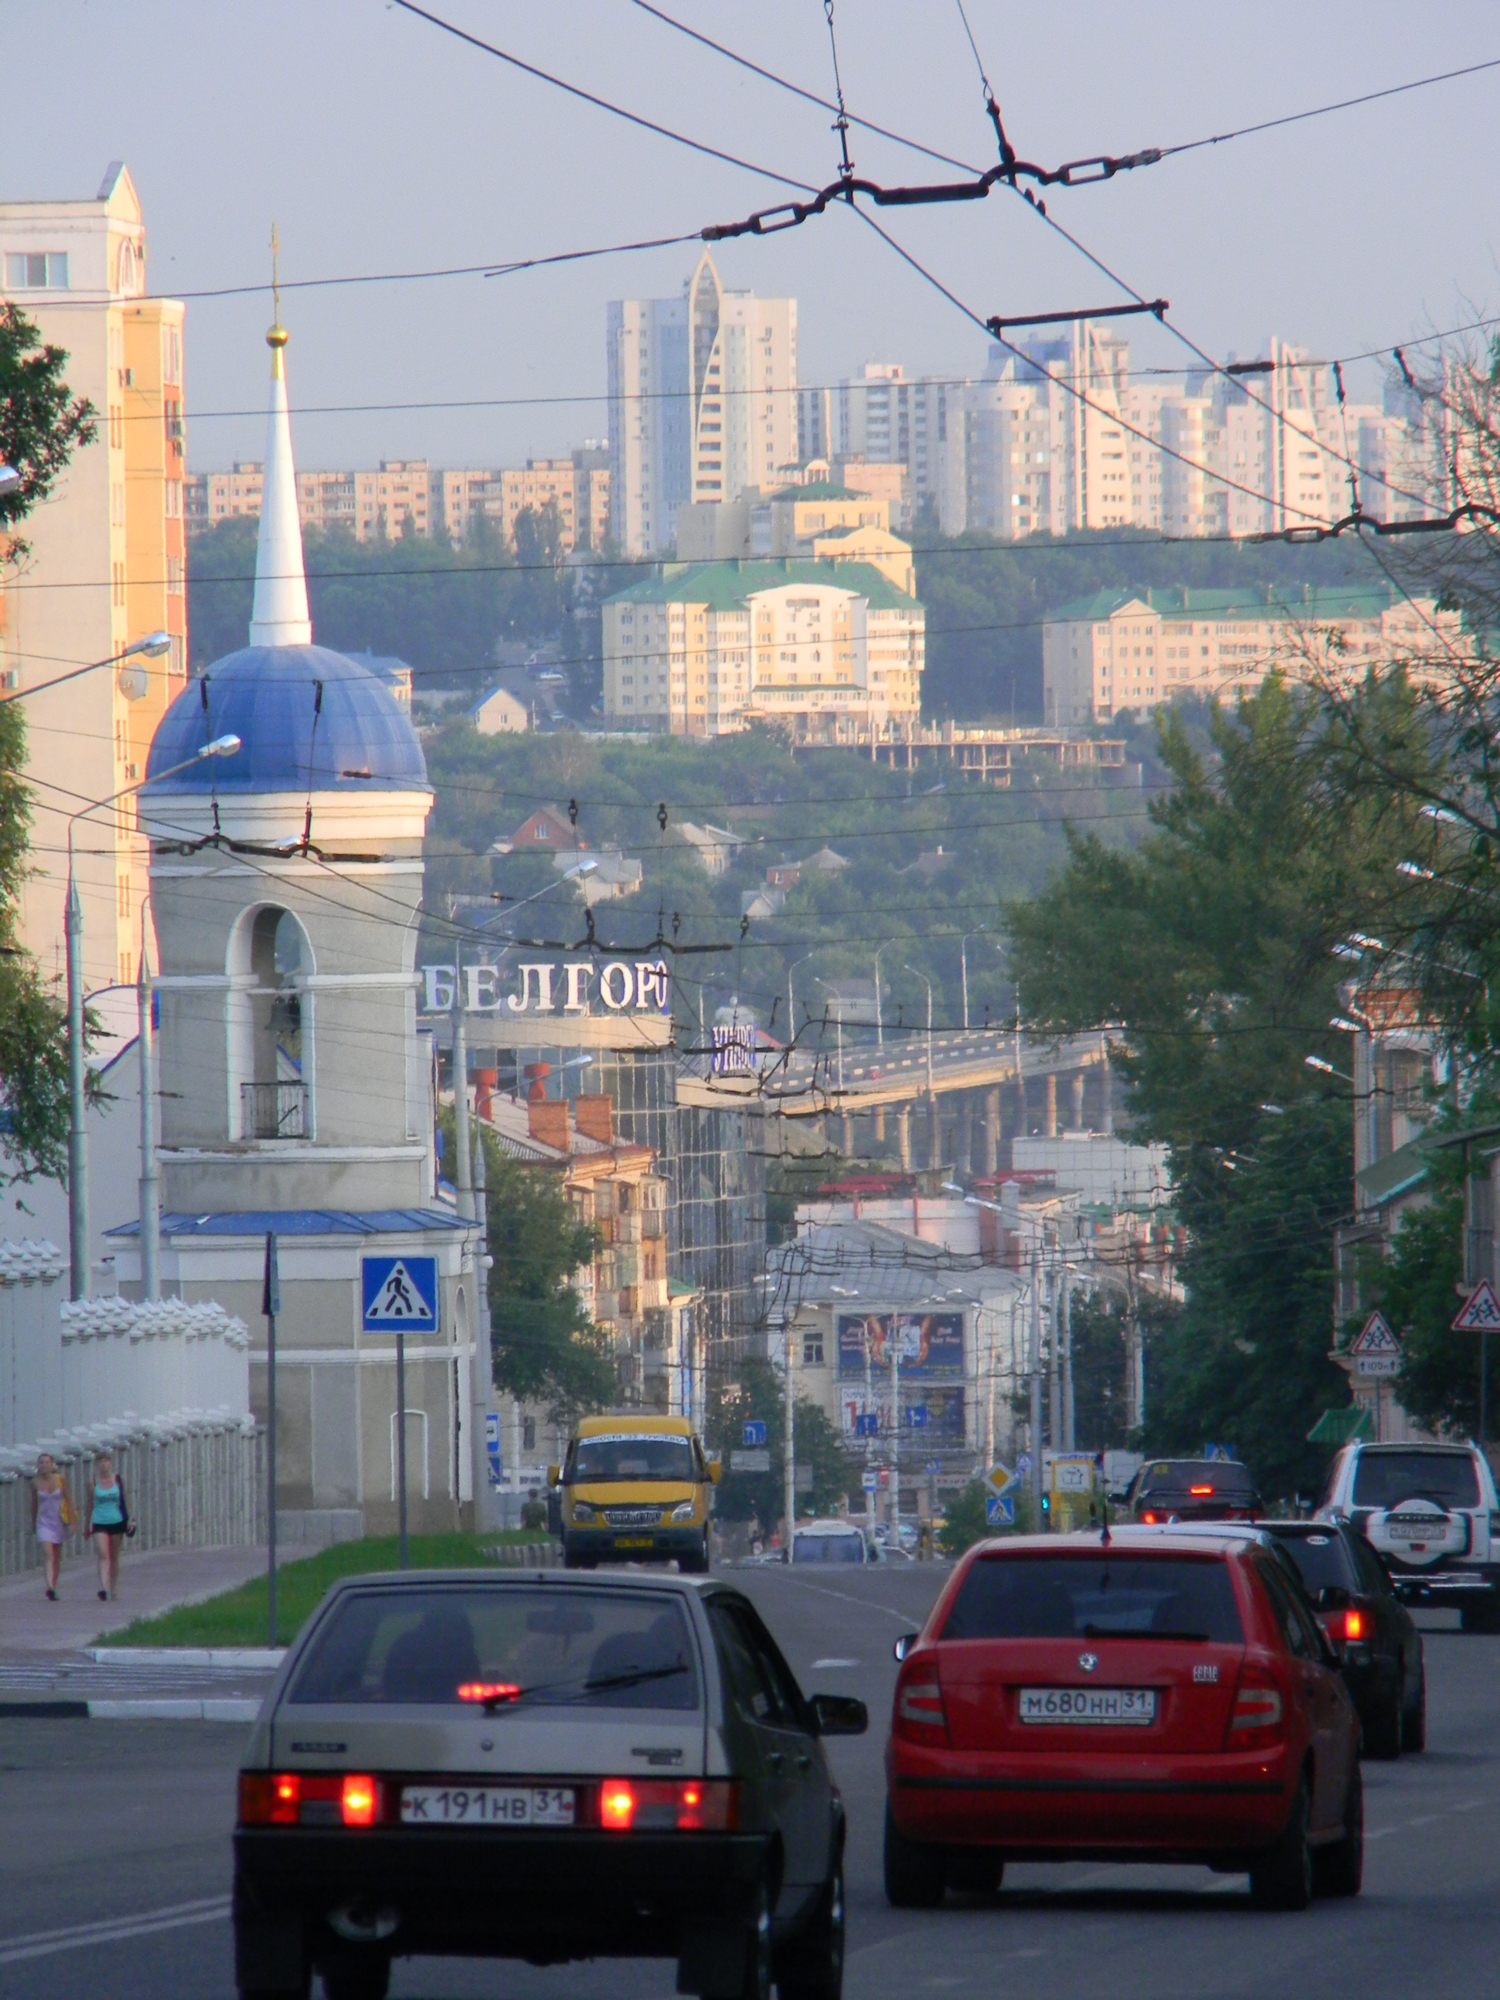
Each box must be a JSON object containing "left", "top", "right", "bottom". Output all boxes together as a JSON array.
[{"left": 5, "top": 1, "right": 1499, "bottom": 472}]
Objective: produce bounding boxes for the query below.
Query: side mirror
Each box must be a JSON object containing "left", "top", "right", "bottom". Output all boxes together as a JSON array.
[
  {"left": 893, "top": 1631, "right": 919, "bottom": 1662},
  {"left": 708, "top": 1459, "right": 723, "bottom": 1485},
  {"left": 1316, "top": 1585, "right": 1352, "bottom": 1611},
  {"left": 808, "top": 1692, "right": 868, "bottom": 1737},
  {"left": 547, "top": 1465, "right": 561, "bottom": 1488}
]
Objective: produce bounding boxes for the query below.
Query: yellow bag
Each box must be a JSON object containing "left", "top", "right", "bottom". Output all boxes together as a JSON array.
[{"left": 59, "top": 1494, "right": 75, "bottom": 1530}]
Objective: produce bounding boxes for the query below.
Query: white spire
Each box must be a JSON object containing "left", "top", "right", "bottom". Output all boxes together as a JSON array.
[{"left": 248, "top": 282, "right": 312, "bottom": 648}]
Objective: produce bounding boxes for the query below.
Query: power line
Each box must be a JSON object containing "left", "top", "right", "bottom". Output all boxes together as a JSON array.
[{"left": 1161, "top": 55, "right": 1500, "bottom": 158}]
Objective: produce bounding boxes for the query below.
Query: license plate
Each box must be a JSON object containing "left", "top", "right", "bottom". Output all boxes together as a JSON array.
[
  {"left": 400, "top": 1786, "right": 575, "bottom": 1827},
  {"left": 616, "top": 1536, "right": 654, "bottom": 1547},
  {"left": 1019, "top": 1687, "right": 1156, "bottom": 1725},
  {"left": 1386, "top": 1520, "right": 1443, "bottom": 1541}
]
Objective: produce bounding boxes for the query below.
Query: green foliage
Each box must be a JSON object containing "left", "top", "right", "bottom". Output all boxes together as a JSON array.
[
  {"left": 446, "top": 1115, "right": 614, "bottom": 1417},
  {"left": 1066, "top": 1291, "right": 1136, "bottom": 1453},
  {"left": 1005, "top": 680, "right": 1425, "bottom": 1495},
  {"left": 0, "top": 303, "right": 97, "bottom": 553},
  {"left": 704, "top": 1356, "right": 852, "bottom": 1526},
  {"left": 937, "top": 1478, "right": 991, "bottom": 1556}
]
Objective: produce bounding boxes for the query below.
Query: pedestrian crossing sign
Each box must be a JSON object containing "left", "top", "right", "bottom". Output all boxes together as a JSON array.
[
  {"left": 362, "top": 1255, "right": 439, "bottom": 1331},
  {"left": 1453, "top": 1281, "right": 1500, "bottom": 1333}
]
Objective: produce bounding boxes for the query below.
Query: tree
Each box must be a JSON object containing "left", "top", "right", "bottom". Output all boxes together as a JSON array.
[
  {"left": 0, "top": 303, "right": 97, "bottom": 554},
  {"left": 1005, "top": 680, "right": 1424, "bottom": 1494},
  {"left": 455, "top": 1119, "right": 614, "bottom": 1417},
  {"left": 704, "top": 1356, "right": 851, "bottom": 1528},
  {"left": 0, "top": 307, "right": 97, "bottom": 1182}
]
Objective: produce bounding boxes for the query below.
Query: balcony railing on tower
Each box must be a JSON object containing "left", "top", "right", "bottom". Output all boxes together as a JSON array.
[{"left": 240, "top": 1080, "right": 307, "bottom": 1139}]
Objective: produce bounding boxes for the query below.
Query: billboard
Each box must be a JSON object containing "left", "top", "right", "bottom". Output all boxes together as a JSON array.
[
  {"left": 839, "top": 1383, "right": 966, "bottom": 1440},
  {"left": 836, "top": 1311, "right": 965, "bottom": 1380}
]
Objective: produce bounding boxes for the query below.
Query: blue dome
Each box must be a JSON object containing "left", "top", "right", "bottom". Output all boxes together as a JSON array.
[{"left": 145, "top": 643, "right": 429, "bottom": 793}]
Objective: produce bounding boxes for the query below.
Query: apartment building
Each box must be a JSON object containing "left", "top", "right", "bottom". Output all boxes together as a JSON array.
[
  {"left": 601, "top": 558, "right": 924, "bottom": 740},
  {"left": 187, "top": 447, "right": 610, "bottom": 553},
  {"left": 835, "top": 363, "right": 946, "bottom": 515},
  {"left": 0, "top": 163, "right": 188, "bottom": 1008},
  {"left": 1042, "top": 583, "right": 1463, "bottom": 723},
  {"left": 608, "top": 251, "right": 797, "bottom": 555}
]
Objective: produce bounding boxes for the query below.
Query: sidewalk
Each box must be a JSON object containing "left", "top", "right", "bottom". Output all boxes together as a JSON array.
[{"left": 0, "top": 1543, "right": 269, "bottom": 1657}]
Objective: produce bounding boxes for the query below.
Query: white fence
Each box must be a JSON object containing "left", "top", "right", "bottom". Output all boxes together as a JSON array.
[{"left": 0, "top": 1409, "right": 264, "bottom": 1578}]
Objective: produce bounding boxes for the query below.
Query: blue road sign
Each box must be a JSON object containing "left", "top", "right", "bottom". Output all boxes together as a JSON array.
[
  {"left": 854, "top": 1413, "right": 880, "bottom": 1438},
  {"left": 924, "top": 1460, "right": 941, "bottom": 1476},
  {"left": 362, "top": 1255, "right": 439, "bottom": 1332},
  {"left": 862, "top": 1470, "right": 879, "bottom": 1491},
  {"left": 985, "top": 1494, "right": 1016, "bottom": 1526},
  {"left": 907, "top": 1406, "right": 929, "bottom": 1428},
  {"left": 742, "top": 1420, "right": 768, "bottom": 1448},
  {"left": 485, "top": 1411, "right": 502, "bottom": 1485},
  {"left": 1203, "top": 1442, "right": 1236, "bottom": 1461}
]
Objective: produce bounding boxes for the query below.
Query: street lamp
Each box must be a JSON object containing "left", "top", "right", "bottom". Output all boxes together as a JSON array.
[
  {"left": 959, "top": 927, "right": 991, "bottom": 1032},
  {"left": 787, "top": 949, "right": 816, "bottom": 1047},
  {"left": 0, "top": 629, "right": 171, "bottom": 708},
  {"left": 66, "top": 733, "right": 241, "bottom": 1300},
  {"left": 902, "top": 964, "right": 935, "bottom": 1099},
  {"left": 873, "top": 938, "right": 900, "bottom": 1048}
]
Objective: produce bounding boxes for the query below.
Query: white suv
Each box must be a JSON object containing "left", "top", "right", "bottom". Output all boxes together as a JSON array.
[{"left": 1318, "top": 1441, "right": 1500, "bottom": 1632}]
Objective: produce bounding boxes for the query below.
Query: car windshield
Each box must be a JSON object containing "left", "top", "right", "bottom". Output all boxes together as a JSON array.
[
  {"left": 1265, "top": 1531, "right": 1357, "bottom": 1596},
  {"left": 571, "top": 1434, "right": 695, "bottom": 1483},
  {"left": 1352, "top": 1450, "right": 1480, "bottom": 1510},
  {"left": 793, "top": 1532, "right": 865, "bottom": 1564},
  {"left": 1139, "top": 1460, "right": 1256, "bottom": 1496},
  {"left": 941, "top": 1556, "right": 1245, "bottom": 1643},
  {"left": 287, "top": 1588, "right": 701, "bottom": 1709}
]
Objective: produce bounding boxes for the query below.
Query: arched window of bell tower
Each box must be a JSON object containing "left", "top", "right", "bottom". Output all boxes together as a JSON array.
[{"left": 227, "top": 905, "right": 314, "bottom": 1140}]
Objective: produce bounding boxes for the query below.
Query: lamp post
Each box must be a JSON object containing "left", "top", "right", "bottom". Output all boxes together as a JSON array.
[
  {"left": 904, "top": 964, "right": 935, "bottom": 1165},
  {"left": 65, "top": 734, "right": 241, "bottom": 1300},
  {"left": 959, "top": 928, "right": 989, "bottom": 1033},
  {"left": 0, "top": 628, "right": 171, "bottom": 708},
  {"left": 873, "top": 938, "right": 899, "bottom": 1048},
  {"left": 787, "top": 950, "right": 815, "bottom": 1047}
]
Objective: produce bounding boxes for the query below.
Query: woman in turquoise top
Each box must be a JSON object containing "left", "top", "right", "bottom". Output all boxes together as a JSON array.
[{"left": 85, "top": 1452, "right": 132, "bottom": 1601}]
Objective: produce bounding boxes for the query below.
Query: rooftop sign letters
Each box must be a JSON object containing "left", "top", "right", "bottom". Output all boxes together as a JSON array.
[{"left": 421, "top": 957, "right": 671, "bottom": 1018}]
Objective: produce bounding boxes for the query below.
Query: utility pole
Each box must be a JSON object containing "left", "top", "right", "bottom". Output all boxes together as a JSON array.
[
  {"left": 1029, "top": 1249, "right": 1044, "bottom": 1524},
  {"left": 783, "top": 1319, "right": 797, "bottom": 1551},
  {"left": 66, "top": 877, "right": 89, "bottom": 1300},
  {"left": 262, "top": 1233, "right": 280, "bottom": 1644},
  {"left": 1060, "top": 1270, "right": 1075, "bottom": 1451},
  {"left": 472, "top": 1122, "right": 497, "bottom": 1528},
  {"left": 891, "top": 1315, "right": 902, "bottom": 1534},
  {"left": 1047, "top": 1258, "right": 1061, "bottom": 1454},
  {"left": 452, "top": 953, "right": 473, "bottom": 1224},
  {"left": 137, "top": 925, "right": 159, "bottom": 1301}
]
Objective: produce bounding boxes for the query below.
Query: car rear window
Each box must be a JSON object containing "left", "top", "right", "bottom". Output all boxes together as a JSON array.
[
  {"left": 287, "top": 1588, "right": 701, "bottom": 1709},
  {"left": 941, "top": 1555, "right": 1245, "bottom": 1643},
  {"left": 1139, "top": 1460, "right": 1256, "bottom": 1495},
  {"left": 570, "top": 1434, "right": 695, "bottom": 1483},
  {"left": 792, "top": 1532, "right": 866, "bottom": 1564},
  {"left": 1265, "top": 1531, "right": 1357, "bottom": 1596},
  {"left": 1351, "top": 1450, "right": 1481, "bottom": 1510}
]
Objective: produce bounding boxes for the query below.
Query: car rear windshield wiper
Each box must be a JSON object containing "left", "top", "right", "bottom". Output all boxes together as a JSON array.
[
  {"left": 465, "top": 1662, "right": 690, "bottom": 1713},
  {"left": 1081, "top": 1626, "right": 1210, "bottom": 1642}
]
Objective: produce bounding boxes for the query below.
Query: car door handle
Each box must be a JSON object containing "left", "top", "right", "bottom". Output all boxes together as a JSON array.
[
  {"left": 796, "top": 1753, "right": 812, "bottom": 1772},
  {"left": 766, "top": 1752, "right": 785, "bottom": 1772}
]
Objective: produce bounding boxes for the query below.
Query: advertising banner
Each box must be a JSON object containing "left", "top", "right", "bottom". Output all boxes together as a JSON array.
[{"left": 836, "top": 1311, "right": 965, "bottom": 1379}]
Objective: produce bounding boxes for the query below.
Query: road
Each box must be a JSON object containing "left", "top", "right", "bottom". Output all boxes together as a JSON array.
[{"left": 1, "top": 1564, "right": 1496, "bottom": 2000}]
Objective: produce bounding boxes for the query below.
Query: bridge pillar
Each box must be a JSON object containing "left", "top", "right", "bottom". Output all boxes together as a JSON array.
[
  {"left": 955, "top": 1100, "right": 974, "bottom": 1178},
  {"left": 1045, "top": 1073, "right": 1058, "bottom": 1137},
  {"left": 983, "top": 1087, "right": 1001, "bottom": 1175},
  {"left": 1071, "top": 1071, "right": 1085, "bottom": 1131},
  {"left": 840, "top": 1112, "right": 854, "bottom": 1157},
  {"left": 927, "top": 1094, "right": 941, "bottom": 1169},
  {"left": 1100, "top": 1050, "right": 1114, "bottom": 1133},
  {"left": 896, "top": 1106, "right": 912, "bottom": 1170},
  {"left": 872, "top": 1104, "right": 886, "bottom": 1146}
]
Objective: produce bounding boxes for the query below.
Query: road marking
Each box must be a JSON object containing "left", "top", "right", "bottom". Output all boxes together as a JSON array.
[
  {"left": 1408, "top": 1814, "right": 1439, "bottom": 1826},
  {"left": 0, "top": 1896, "right": 230, "bottom": 1965},
  {"left": 775, "top": 1576, "right": 920, "bottom": 1623},
  {"left": 811, "top": 1658, "right": 860, "bottom": 1668}
]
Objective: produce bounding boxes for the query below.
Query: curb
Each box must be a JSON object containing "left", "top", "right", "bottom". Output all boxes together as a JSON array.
[
  {"left": 88, "top": 1647, "right": 285, "bottom": 1668},
  {"left": 0, "top": 1698, "right": 262, "bottom": 1722}
]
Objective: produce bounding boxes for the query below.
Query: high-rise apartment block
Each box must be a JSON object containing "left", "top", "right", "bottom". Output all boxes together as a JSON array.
[
  {"left": 187, "top": 449, "right": 610, "bottom": 553},
  {"left": 608, "top": 253, "right": 797, "bottom": 555},
  {"left": 0, "top": 163, "right": 188, "bottom": 1005}
]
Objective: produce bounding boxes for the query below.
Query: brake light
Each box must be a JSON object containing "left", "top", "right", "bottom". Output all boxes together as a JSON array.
[
  {"left": 598, "top": 1779, "right": 738, "bottom": 1831},
  {"left": 341, "top": 1774, "right": 378, "bottom": 1827},
  {"left": 1142, "top": 1511, "right": 1160, "bottom": 1524},
  {"left": 1227, "top": 1678, "right": 1284, "bottom": 1742},
  {"left": 457, "top": 1681, "right": 521, "bottom": 1705},
  {"left": 1190, "top": 1486, "right": 1214, "bottom": 1496},
  {"left": 896, "top": 1674, "right": 947, "bottom": 1732},
  {"left": 239, "top": 1772, "right": 300, "bottom": 1825},
  {"left": 1343, "top": 1608, "right": 1365, "bottom": 1643}
]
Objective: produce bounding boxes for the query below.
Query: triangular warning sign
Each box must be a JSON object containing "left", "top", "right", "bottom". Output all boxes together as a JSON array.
[
  {"left": 1453, "top": 1280, "right": 1500, "bottom": 1332},
  {"left": 370, "top": 1260, "right": 435, "bottom": 1323},
  {"left": 1350, "top": 1311, "right": 1401, "bottom": 1355}
]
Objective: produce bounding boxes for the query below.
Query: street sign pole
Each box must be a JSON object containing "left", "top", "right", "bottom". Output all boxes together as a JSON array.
[
  {"left": 261, "top": 1233, "right": 280, "bottom": 1647},
  {"left": 397, "top": 1328, "right": 409, "bottom": 1569}
]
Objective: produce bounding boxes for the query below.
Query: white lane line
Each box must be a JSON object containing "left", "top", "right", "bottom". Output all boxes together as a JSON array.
[
  {"left": 0, "top": 1896, "right": 230, "bottom": 1965},
  {"left": 1408, "top": 1814, "right": 1439, "bottom": 1826},
  {"left": 773, "top": 1577, "right": 920, "bottom": 1623},
  {"left": 811, "top": 1658, "right": 860, "bottom": 1669}
]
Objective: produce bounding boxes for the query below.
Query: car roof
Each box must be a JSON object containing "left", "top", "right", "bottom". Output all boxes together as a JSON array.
[
  {"left": 1256, "top": 1518, "right": 1348, "bottom": 1537},
  {"left": 316, "top": 1567, "right": 725, "bottom": 1598},
  {"left": 1350, "top": 1440, "right": 1475, "bottom": 1454},
  {"left": 796, "top": 1519, "right": 865, "bottom": 1534},
  {"left": 576, "top": 1414, "right": 695, "bottom": 1437},
  {"left": 966, "top": 1529, "right": 1254, "bottom": 1558}
]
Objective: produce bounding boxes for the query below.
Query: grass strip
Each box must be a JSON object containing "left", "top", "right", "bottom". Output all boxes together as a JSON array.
[{"left": 104, "top": 1531, "right": 551, "bottom": 1649}]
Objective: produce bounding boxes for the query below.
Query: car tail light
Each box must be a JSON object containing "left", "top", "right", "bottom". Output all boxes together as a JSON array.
[
  {"left": 1189, "top": 1485, "right": 1214, "bottom": 1496},
  {"left": 1141, "top": 1511, "right": 1160, "bottom": 1524},
  {"left": 1343, "top": 1608, "right": 1366, "bottom": 1643},
  {"left": 238, "top": 1772, "right": 382, "bottom": 1827},
  {"left": 598, "top": 1779, "right": 738, "bottom": 1831},
  {"left": 457, "top": 1681, "right": 521, "bottom": 1706},
  {"left": 1227, "top": 1676, "right": 1284, "bottom": 1743},
  {"left": 895, "top": 1673, "right": 947, "bottom": 1738}
]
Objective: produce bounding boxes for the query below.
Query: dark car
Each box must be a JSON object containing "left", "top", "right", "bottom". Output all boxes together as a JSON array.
[
  {"left": 234, "top": 1570, "right": 865, "bottom": 2000},
  {"left": 1258, "top": 1520, "right": 1425, "bottom": 1758},
  {"left": 1126, "top": 1458, "right": 1262, "bottom": 1524}
]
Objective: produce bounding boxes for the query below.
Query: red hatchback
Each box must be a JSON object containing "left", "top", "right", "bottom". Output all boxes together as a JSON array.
[{"left": 885, "top": 1528, "right": 1362, "bottom": 1911}]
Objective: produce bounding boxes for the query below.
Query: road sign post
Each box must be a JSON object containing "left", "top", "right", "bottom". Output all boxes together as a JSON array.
[
  {"left": 362, "top": 1256, "right": 440, "bottom": 1570},
  {"left": 261, "top": 1234, "right": 280, "bottom": 1645}
]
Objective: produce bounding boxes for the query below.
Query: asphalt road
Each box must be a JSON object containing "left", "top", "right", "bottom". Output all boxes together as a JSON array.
[{"left": 1, "top": 1564, "right": 1496, "bottom": 2000}]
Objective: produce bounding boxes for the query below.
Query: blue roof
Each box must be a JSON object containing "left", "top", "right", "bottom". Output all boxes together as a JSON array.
[
  {"left": 145, "top": 644, "right": 429, "bottom": 794},
  {"left": 107, "top": 1208, "right": 467, "bottom": 1239}
]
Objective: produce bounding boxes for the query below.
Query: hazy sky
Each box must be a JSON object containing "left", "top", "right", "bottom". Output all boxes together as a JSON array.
[{"left": 6, "top": 2, "right": 1499, "bottom": 470}]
